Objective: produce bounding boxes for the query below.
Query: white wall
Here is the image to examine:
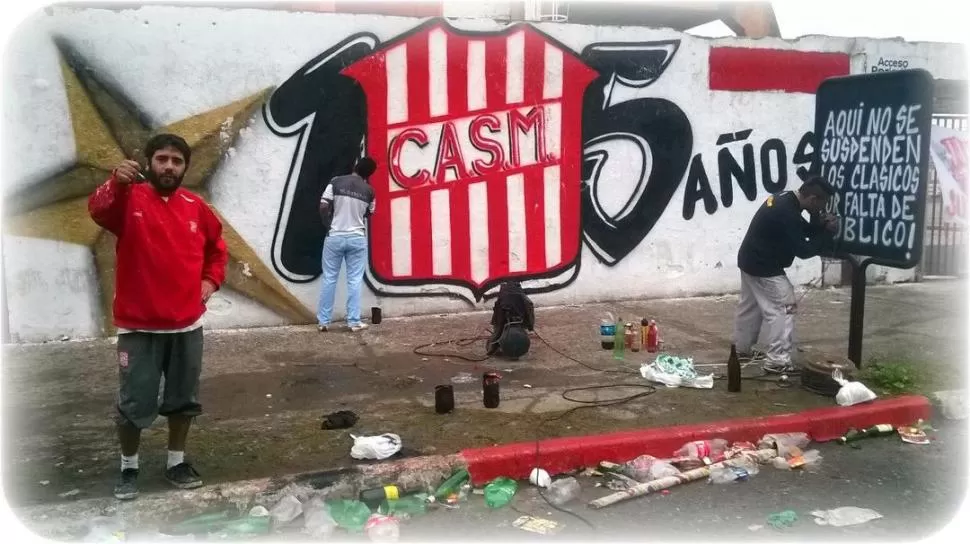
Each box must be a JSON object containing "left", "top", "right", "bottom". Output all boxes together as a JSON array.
[{"left": 2, "top": 6, "right": 965, "bottom": 342}]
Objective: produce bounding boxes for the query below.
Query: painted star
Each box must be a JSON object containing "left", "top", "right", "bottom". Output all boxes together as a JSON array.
[{"left": 3, "top": 39, "right": 313, "bottom": 335}]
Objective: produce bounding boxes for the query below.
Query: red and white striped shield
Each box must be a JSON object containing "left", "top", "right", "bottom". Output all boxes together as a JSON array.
[{"left": 342, "top": 21, "right": 597, "bottom": 301}]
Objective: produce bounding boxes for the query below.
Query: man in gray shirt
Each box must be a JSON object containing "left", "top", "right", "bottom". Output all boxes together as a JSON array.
[{"left": 317, "top": 157, "right": 377, "bottom": 332}]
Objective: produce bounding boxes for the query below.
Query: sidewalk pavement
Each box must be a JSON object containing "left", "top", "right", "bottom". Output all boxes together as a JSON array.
[{"left": 2, "top": 279, "right": 966, "bottom": 513}]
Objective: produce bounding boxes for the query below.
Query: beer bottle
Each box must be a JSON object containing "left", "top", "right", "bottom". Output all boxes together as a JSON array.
[
  {"left": 838, "top": 424, "right": 896, "bottom": 444},
  {"left": 727, "top": 344, "right": 741, "bottom": 392}
]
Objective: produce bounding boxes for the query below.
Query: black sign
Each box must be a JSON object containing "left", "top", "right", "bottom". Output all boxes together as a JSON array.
[{"left": 815, "top": 69, "right": 933, "bottom": 268}]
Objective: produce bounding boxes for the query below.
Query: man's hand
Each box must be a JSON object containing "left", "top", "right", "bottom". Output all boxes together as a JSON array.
[
  {"left": 112, "top": 160, "right": 143, "bottom": 184},
  {"left": 202, "top": 279, "right": 217, "bottom": 303}
]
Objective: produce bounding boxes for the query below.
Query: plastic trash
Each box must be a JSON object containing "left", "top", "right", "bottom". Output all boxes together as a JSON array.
[
  {"left": 640, "top": 355, "right": 714, "bottom": 389},
  {"left": 169, "top": 510, "right": 271, "bottom": 536},
  {"left": 544, "top": 477, "right": 581, "bottom": 506},
  {"left": 833, "top": 369, "right": 877, "bottom": 406},
  {"left": 724, "top": 456, "right": 760, "bottom": 476},
  {"left": 434, "top": 468, "right": 470, "bottom": 501},
  {"left": 82, "top": 516, "right": 125, "bottom": 543},
  {"left": 328, "top": 499, "right": 373, "bottom": 533},
  {"left": 364, "top": 514, "right": 400, "bottom": 542},
  {"left": 674, "top": 439, "right": 729, "bottom": 462},
  {"left": 270, "top": 495, "right": 304, "bottom": 525},
  {"left": 529, "top": 468, "right": 551, "bottom": 488},
  {"left": 708, "top": 466, "right": 749, "bottom": 484},
  {"left": 788, "top": 449, "right": 823, "bottom": 471},
  {"left": 484, "top": 477, "right": 518, "bottom": 508},
  {"left": 811, "top": 507, "right": 883, "bottom": 527},
  {"left": 772, "top": 457, "right": 791, "bottom": 470},
  {"left": 450, "top": 372, "right": 476, "bottom": 384},
  {"left": 621, "top": 455, "right": 680, "bottom": 481},
  {"left": 758, "top": 433, "right": 810, "bottom": 458},
  {"left": 378, "top": 495, "right": 430, "bottom": 519},
  {"left": 303, "top": 498, "right": 338, "bottom": 538},
  {"left": 767, "top": 510, "right": 798, "bottom": 529},
  {"left": 350, "top": 433, "right": 402, "bottom": 460}
]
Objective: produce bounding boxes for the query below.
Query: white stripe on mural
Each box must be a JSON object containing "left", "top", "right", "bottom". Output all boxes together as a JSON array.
[
  {"left": 468, "top": 181, "right": 490, "bottom": 284},
  {"left": 543, "top": 43, "right": 563, "bottom": 100},
  {"left": 506, "top": 31, "right": 525, "bottom": 105},
  {"left": 430, "top": 189, "right": 452, "bottom": 276},
  {"left": 386, "top": 44, "right": 408, "bottom": 124},
  {"left": 390, "top": 197, "right": 412, "bottom": 276},
  {"left": 467, "top": 41, "right": 486, "bottom": 111},
  {"left": 543, "top": 166, "right": 562, "bottom": 268},
  {"left": 544, "top": 102, "right": 562, "bottom": 160},
  {"left": 429, "top": 28, "right": 448, "bottom": 117},
  {"left": 506, "top": 173, "right": 527, "bottom": 273}
]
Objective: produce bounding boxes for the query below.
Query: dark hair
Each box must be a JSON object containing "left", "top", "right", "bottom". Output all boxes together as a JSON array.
[
  {"left": 354, "top": 157, "right": 377, "bottom": 179},
  {"left": 799, "top": 175, "right": 835, "bottom": 199},
  {"left": 144, "top": 133, "right": 191, "bottom": 165}
]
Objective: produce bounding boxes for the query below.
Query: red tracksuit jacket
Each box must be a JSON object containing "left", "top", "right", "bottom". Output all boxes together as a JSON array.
[{"left": 88, "top": 176, "right": 228, "bottom": 330}]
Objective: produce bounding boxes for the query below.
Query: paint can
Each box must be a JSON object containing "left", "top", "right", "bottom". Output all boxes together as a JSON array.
[
  {"left": 483, "top": 372, "right": 501, "bottom": 409},
  {"left": 435, "top": 385, "right": 455, "bottom": 414},
  {"left": 371, "top": 307, "right": 383, "bottom": 325}
]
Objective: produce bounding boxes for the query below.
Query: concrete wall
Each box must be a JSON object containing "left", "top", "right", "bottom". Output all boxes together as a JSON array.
[{"left": 2, "top": 6, "right": 966, "bottom": 342}]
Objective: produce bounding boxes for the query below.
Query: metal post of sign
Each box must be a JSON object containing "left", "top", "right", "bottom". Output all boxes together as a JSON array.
[{"left": 846, "top": 255, "right": 873, "bottom": 368}]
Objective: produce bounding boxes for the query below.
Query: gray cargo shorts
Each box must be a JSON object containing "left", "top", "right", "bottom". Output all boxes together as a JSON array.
[{"left": 115, "top": 328, "right": 204, "bottom": 429}]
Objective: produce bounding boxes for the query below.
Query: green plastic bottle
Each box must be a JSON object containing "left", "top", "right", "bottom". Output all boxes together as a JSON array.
[
  {"left": 612, "top": 316, "right": 625, "bottom": 360},
  {"left": 434, "top": 468, "right": 470, "bottom": 502},
  {"left": 484, "top": 477, "right": 518, "bottom": 508},
  {"left": 169, "top": 509, "right": 271, "bottom": 537},
  {"left": 378, "top": 494, "right": 430, "bottom": 518}
]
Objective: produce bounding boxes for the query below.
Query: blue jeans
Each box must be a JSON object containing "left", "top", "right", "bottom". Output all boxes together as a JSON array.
[{"left": 317, "top": 234, "right": 368, "bottom": 326}]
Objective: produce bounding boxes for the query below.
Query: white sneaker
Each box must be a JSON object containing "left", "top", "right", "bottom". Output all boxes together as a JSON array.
[
  {"left": 762, "top": 360, "right": 795, "bottom": 374},
  {"left": 349, "top": 323, "right": 369, "bottom": 332}
]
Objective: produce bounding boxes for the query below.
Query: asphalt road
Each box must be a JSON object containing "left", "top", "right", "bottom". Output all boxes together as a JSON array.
[{"left": 398, "top": 421, "right": 968, "bottom": 542}]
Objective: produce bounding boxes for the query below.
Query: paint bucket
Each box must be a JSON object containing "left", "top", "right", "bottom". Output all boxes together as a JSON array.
[{"left": 435, "top": 385, "right": 455, "bottom": 414}]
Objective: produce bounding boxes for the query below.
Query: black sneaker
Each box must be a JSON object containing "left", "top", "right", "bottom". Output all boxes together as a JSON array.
[
  {"left": 165, "top": 462, "right": 203, "bottom": 489},
  {"left": 113, "top": 468, "right": 139, "bottom": 500}
]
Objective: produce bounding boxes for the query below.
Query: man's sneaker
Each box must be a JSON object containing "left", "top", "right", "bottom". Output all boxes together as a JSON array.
[
  {"left": 113, "top": 468, "right": 139, "bottom": 500},
  {"left": 318, "top": 324, "right": 329, "bottom": 332},
  {"left": 165, "top": 462, "right": 203, "bottom": 489},
  {"left": 762, "top": 360, "right": 796, "bottom": 374},
  {"left": 739, "top": 349, "right": 767, "bottom": 362},
  {"left": 349, "top": 323, "right": 369, "bottom": 332}
]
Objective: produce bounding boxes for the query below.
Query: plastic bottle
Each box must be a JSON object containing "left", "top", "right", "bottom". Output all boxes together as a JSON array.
[
  {"left": 378, "top": 494, "right": 430, "bottom": 518},
  {"left": 270, "top": 495, "right": 304, "bottom": 525},
  {"left": 544, "top": 477, "right": 581, "bottom": 506},
  {"left": 304, "top": 498, "right": 338, "bottom": 538},
  {"left": 364, "top": 514, "right": 400, "bottom": 543},
  {"left": 675, "top": 439, "right": 729, "bottom": 464},
  {"left": 708, "top": 466, "right": 749, "bottom": 484},
  {"left": 434, "top": 468, "right": 470, "bottom": 502},
  {"left": 360, "top": 485, "right": 402, "bottom": 509},
  {"left": 727, "top": 344, "right": 741, "bottom": 393},
  {"left": 328, "top": 499, "right": 373, "bottom": 533},
  {"left": 612, "top": 316, "right": 625, "bottom": 360},
  {"left": 630, "top": 323, "right": 641, "bottom": 352},
  {"left": 646, "top": 320, "right": 659, "bottom": 352},
  {"left": 484, "top": 477, "right": 517, "bottom": 508},
  {"left": 599, "top": 316, "right": 615, "bottom": 350}
]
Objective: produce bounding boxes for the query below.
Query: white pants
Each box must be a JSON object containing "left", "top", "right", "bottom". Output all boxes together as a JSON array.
[{"left": 733, "top": 272, "right": 796, "bottom": 365}]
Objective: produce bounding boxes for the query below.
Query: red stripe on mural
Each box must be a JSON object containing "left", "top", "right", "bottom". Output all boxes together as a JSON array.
[
  {"left": 485, "top": 37, "right": 507, "bottom": 110},
  {"left": 487, "top": 175, "right": 510, "bottom": 281},
  {"left": 522, "top": 30, "right": 546, "bottom": 105},
  {"left": 447, "top": 33, "right": 468, "bottom": 119},
  {"left": 407, "top": 33, "right": 431, "bottom": 123},
  {"left": 409, "top": 190, "right": 433, "bottom": 279},
  {"left": 523, "top": 167, "right": 546, "bottom": 274},
  {"left": 709, "top": 47, "right": 850, "bottom": 93},
  {"left": 448, "top": 182, "right": 472, "bottom": 282}
]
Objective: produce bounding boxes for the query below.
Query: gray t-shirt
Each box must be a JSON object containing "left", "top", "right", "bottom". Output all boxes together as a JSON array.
[{"left": 321, "top": 174, "right": 376, "bottom": 237}]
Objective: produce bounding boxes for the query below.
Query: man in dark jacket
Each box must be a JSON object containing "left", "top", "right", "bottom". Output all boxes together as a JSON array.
[
  {"left": 734, "top": 176, "right": 838, "bottom": 373},
  {"left": 486, "top": 281, "right": 535, "bottom": 359}
]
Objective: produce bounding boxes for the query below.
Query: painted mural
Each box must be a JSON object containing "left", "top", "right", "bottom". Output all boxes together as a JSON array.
[
  {"left": 2, "top": 7, "right": 965, "bottom": 341},
  {"left": 264, "top": 18, "right": 849, "bottom": 303}
]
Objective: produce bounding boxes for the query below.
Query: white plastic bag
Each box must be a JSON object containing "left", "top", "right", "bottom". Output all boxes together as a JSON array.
[
  {"left": 832, "top": 370, "right": 877, "bottom": 406},
  {"left": 811, "top": 506, "right": 882, "bottom": 527},
  {"left": 270, "top": 495, "right": 304, "bottom": 525},
  {"left": 641, "top": 364, "right": 714, "bottom": 389},
  {"left": 350, "top": 433, "right": 402, "bottom": 460}
]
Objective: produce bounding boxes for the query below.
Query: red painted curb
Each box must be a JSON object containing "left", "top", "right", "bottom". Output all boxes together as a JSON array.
[{"left": 459, "top": 395, "right": 930, "bottom": 485}]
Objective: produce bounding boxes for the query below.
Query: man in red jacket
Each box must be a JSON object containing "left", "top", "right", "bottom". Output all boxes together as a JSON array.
[{"left": 88, "top": 133, "right": 228, "bottom": 500}]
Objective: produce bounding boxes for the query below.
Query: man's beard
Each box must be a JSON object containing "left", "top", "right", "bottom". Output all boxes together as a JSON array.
[{"left": 146, "top": 170, "right": 184, "bottom": 195}]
